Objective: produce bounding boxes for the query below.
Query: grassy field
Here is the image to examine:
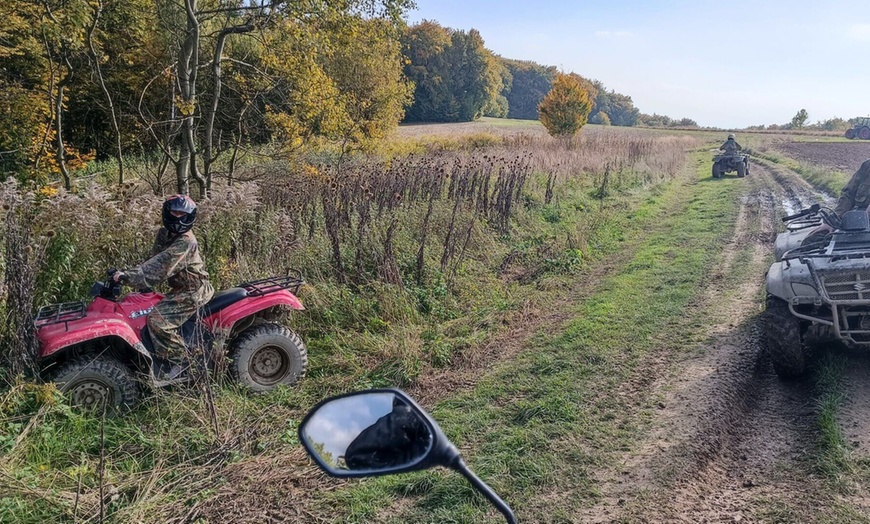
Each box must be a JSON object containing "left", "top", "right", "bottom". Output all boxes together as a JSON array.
[
  {"left": 3, "top": 119, "right": 870, "bottom": 523},
  {"left": 397, "top": 117, "right": 853, "bottom": 142},
  {"left": 0, "top": 122, "right": 705, "bottom": 522},
  {"left": 301, "top": 150, "right": 749, "bottom": 523}
]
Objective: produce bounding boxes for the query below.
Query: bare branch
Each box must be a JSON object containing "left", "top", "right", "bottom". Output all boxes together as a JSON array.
[
  {"left": 196, "top": 1, "right": 280, "bottom": 16},
  {"left": 86, "top": 0, "right": 125, "bottom": 184}
]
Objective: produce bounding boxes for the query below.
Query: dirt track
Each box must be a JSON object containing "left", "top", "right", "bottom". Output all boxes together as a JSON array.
[
  {"left": 584, "top": 163, "right": 870, "bottom": 523},
  {"left": 774, "top": 141, "right": 870, "bottom": 173}
]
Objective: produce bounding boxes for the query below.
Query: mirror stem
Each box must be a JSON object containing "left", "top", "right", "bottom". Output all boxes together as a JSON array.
[{"left": 452, "top": 457, "right": 516, "bottom": 524}]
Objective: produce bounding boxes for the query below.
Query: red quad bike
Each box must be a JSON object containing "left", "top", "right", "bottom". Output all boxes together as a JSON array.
[{"left": 35, "top": 271, "right": 308, "bottom": 411}]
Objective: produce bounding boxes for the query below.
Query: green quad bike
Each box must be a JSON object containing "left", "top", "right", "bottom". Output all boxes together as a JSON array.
[{"left": 712, "top": 151, "right": 750, "bottom": 179}]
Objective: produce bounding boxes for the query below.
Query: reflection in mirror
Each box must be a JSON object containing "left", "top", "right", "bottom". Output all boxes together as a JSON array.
[{"left": 301, "top": 392, "right": 433, "bottom": 473}]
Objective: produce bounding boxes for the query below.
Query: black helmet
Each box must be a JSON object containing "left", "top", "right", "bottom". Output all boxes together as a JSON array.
[{"left": 162, "top": 194, "right": 197, "bottom": 235}]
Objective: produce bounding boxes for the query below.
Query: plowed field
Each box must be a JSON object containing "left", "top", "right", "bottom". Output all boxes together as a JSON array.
[{"left": 775, "top": 141, "right": 870, "bottom": 172}]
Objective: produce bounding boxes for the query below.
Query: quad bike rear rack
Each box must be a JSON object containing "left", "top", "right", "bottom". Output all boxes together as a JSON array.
[
  {"left": 35, "top": 301, "right": 87, "bottom": 331},
  {"left": 239, "top": 270, "right": 304, "bottom": 297}
]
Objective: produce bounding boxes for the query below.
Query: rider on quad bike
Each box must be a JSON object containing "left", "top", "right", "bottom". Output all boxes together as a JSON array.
[
  {"left": 720, "top": 133, "right": 742, "bottom": 154},
  {"left": 113, "top": 195, "right": 213, "bottom": 380},
  {"left": 712, "top": 134, "right": 750, "bottom": 178},
  {"left": 799, "top": 158, "right": 870, "bottom": 241}
]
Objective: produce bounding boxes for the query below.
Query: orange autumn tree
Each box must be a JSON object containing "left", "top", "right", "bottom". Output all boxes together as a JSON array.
[{"left": 538, "top": 73, "right": 592, "bottom": 138}]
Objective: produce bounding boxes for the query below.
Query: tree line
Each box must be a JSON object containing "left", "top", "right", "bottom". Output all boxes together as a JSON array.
[
  {"left": 746, "top": 110, "right": 867, "bottom": 132},
  {"left": 400, "top": 21, "right": 645, "bottom": 128},
  {"left": 1, "top": 6, "right": 679, "bottom": 193}
]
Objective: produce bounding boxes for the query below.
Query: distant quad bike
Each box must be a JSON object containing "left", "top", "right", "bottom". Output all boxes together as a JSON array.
[
  {"left": 712, "top": 151, "right": 750, "bottom": 179},
  {"left": 36, "top": 271, "right": 308, "bottom": 412},
  {"left": 844, "top": 117, "right": 870, "bottom": 140},
  {"left": 764, "top": 204, "right": 870, "bottom": 378}
]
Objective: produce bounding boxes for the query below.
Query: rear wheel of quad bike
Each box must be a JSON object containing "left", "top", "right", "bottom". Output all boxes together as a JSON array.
[
  {"left": 712, "top": 162, "right": 723, "bottom": 179},
  {"left": 230, "top": 323, "right": 307, "bottom": 392},
  {"left": 860, "top": 127, "right": 870, "bottom": 140},
  {"left": 736, "top": 161, "right": 746, "bottom": 178},
  {"left": 762, "top": 297, "right": 806, "bottom": 379},
  {"left": 48, "top": 356, "right": 139, "bottom": 413}
]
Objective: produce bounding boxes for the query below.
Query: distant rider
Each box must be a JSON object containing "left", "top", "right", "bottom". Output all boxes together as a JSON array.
[
  {"left": 720, "top": 133, "right": 742, "bottom": 154},
  {"left": 113, "top": 195, "right": 214, "bottom": 380}
]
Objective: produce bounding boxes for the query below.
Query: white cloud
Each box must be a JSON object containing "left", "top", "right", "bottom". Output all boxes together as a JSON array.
[
  {"left": 595, "top": 30, "right": 633, "bottom": 39},
  {"left": 847, "top": 24, "right": 870, "bottom": 42}
]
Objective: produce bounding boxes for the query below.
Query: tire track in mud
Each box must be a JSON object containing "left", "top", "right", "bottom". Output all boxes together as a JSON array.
[{"left": 584, "top": 164, "right": 856, "bottom": 523}]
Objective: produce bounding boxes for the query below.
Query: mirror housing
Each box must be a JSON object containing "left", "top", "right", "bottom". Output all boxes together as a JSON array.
[
  {"left": 299, "top": 388, "right": 517, "bottom": 524},
  {"left": 299, "top": 388, "right": 459, "bottom": 478}
]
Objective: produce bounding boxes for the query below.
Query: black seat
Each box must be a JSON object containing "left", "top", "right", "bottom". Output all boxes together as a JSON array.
[
  {"left": 139, "top": 288, "right": 247, "bottom": 357},
  {"left": 198, "top": 287, "right": 248, "bottom": 318}
]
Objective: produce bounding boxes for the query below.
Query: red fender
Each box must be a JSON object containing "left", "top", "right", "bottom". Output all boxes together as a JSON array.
[
  {"left": 38, "top": 317, "right": 141, "bottom": 359},
  {"left": 207, "top": 290, "right": 304, "bottom": 330}
]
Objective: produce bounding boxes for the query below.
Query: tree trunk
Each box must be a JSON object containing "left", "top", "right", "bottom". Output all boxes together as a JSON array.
[
  {"left": 177, "top": 0, "right": 206, "bottom": 196},
  {"left": 204, "top": 23, "right": 255, "bottom": 190},
  {"left": 55, "top": 50, "right": 73, "bottom": 190},
  {"left": 86, "top": 1, "right": 125, "bottom": 185}
]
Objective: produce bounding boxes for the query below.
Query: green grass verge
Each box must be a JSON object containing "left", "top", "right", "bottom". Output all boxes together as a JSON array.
[
  {"left": 813, "top": 354, "right": 849, "bottom": 481},
  {"left": 308, "top": 153, "right": 748, "bottom": 523}
]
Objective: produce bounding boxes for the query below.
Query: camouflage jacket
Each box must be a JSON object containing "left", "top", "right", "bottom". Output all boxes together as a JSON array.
[
  {"left": 720, "top": 140, "right": 742, "bottom": 153},
  {"left": 835, "top": 159, "right": 870, "bottom": 216},
  {"left": 124, "top": 228, "right": 210, "bottom": 292}
]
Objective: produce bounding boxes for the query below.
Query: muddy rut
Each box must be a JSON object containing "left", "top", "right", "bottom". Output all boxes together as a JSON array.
[{"left": 584, "top": 164, "right": 870, "bottom": 523}]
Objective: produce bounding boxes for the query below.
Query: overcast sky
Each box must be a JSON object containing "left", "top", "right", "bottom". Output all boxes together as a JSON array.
[{"left": 408, "top": 0, "right": 870, "bottom": 128}]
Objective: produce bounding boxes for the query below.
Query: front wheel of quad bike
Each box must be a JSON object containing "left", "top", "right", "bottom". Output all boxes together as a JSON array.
[
  {"left": 762, "top": 297, "right": 806, "bottom": 379},
  {"left": 230, "top": 323, "right": 308, "bottom": 392},
  {"left": 712, "top": 162, "right": 723, "bottom": 179},
  {"left": 736, "top": 161, "right": 746, "bottom": 178},
  {"left": 48, "top": 356, "right": 139, "bottom": 413}
]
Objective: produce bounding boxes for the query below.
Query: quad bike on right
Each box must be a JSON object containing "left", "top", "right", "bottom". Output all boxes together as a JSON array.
[
  {"left": 712, "top": 150, "right": 750, "bottom": 178},
  {"left": 763, "top": 204, "right": 870, "bottom": 378}
]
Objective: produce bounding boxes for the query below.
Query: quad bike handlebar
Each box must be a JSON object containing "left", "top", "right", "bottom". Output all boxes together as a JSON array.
[
  {"left": 90, "top": 269, "right": 127, "bottom": 300},
  {"left": 781, "top": 204, "right": 842, "bottom": 232},
  {"left": 782, "top": 204, "right": 820, "bottom": 222}
]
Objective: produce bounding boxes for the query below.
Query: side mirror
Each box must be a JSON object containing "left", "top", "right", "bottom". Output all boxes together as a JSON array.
[
  {"left": 299, "top": 389, "right": 516, "bottom": 523},
  {"left": 299, "top": 389, "right": 442, "bottom": 477}
]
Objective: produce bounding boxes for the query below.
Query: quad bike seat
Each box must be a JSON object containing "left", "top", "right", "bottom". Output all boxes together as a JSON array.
[
  {"left": 198, "top": 287, "right": 248, "bottom": 318},
  {"left": 140, "top": 322, "right": 214, "bottom": 356},
  {"left": 139, "top": 287, "right": 248, "bottom": 356}
]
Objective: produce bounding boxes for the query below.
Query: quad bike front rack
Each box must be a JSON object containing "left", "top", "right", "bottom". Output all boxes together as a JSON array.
[{"left": 35, "top": 301, "right": 87, "bottom": 331}]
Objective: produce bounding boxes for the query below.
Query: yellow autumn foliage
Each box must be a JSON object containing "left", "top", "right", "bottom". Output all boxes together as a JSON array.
[{"left": 538, "top": 73, "right": 593, "bottom": 138}]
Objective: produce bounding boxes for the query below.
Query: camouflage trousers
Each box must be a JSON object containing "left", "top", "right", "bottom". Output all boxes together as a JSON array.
[{"left": 146, "top": 282, "right": 214, "bottom": 360}]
